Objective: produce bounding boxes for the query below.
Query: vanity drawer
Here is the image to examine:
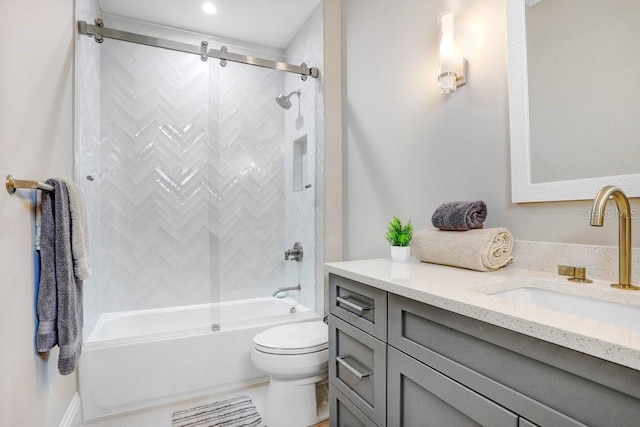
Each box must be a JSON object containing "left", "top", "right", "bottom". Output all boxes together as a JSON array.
[
  {"left": 329, "top": 314, "right": 386, "bottom": 426},
  {"left": 330, "top": 384, "right": 378, "bottom": 427},
  {"left": 329, "top": 273, "right": 387, "bottom": 340}
]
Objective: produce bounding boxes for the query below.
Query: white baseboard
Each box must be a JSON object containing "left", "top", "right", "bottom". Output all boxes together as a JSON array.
[{"left": 59, "top": 393, "right": 82, "bottom": 427}]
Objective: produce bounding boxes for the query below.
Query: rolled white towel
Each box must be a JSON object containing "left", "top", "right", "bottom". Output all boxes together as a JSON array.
[{"left": 412, "top": 228, "right": 514, "bottom": 272}]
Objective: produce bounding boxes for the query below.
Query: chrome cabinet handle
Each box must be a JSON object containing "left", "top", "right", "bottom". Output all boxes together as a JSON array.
[
  {"left": 336, "top": 355, "right": 372, "bottom": 379},
  {"left": 336, "top": 296, "right": 373, "bottom": 312}
]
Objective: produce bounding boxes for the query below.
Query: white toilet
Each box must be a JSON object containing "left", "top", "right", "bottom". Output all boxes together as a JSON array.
[{"left": 251, "top": 320, "right": 329, "bottom": 427}]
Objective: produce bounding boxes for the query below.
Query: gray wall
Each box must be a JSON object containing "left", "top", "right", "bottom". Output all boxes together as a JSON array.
[
  {"left": 343, "top": 0, "right": 640, "bottom": 260},
  {"left": 0, "top": 0, "right": 78, "bottom": 425}
]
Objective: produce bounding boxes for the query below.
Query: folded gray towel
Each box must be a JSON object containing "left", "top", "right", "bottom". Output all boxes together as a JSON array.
[
  {"left": 431, "top": 200, "right": 487, "bottom": 231},
  {"left": 36, "top": 180, "right": 83, "bottom": 375}
]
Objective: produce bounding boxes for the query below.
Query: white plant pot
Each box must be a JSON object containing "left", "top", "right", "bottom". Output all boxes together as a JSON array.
[{"left": 390, "top": 246, "right": 411, "bottom": 263}]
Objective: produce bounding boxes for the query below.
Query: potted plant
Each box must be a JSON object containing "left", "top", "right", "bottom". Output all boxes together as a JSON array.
[{"left": 385, "top": 216, "right": 413, "bottom": 262}]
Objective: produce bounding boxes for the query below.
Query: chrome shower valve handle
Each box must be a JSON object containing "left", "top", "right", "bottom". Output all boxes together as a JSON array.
[{"left": 284, "top": 242, "right": 303, "bottom": 262}]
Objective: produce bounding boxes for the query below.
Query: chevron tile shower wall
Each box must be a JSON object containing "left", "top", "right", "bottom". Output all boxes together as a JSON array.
[
  {"left": 98, "top": 39, "right": 214, "bottom": 314},
  {"left": 218, "top": 62, "right": 286, "bottom": 303}
]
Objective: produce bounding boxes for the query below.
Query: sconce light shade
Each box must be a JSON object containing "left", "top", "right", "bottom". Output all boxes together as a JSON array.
[{"left": 438, "top": 12, "right": 467, "bottom": 94}]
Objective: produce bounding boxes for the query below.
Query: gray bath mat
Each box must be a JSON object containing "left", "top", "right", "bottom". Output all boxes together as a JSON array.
[{"left": 172, "top": 395, "right": 263, "bottom": 427}]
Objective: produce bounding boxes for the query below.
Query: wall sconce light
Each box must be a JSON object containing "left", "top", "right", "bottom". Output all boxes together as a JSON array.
[{"left": 438, "top": 12, "right": 467, "bottom": 94}]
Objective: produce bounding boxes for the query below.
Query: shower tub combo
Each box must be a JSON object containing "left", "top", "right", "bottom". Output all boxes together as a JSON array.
[
  {"left": 76, "top": 9, "right": 323, "bottom": 422},
  {"left": 80, "top": 296, "right": 319, "bottom": 420}
]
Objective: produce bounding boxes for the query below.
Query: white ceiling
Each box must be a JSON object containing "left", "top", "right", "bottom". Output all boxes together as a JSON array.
[{"left": 98, "top": 0, "right": 322, "bottom": 49}]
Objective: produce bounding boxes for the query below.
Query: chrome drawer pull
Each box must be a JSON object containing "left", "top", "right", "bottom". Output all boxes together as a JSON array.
[
  {"left": 336, "top": 296, "right": 373, "bottom": 312},
  {"left": 336, "top": 355, "right": 372, "bottom": 379}
]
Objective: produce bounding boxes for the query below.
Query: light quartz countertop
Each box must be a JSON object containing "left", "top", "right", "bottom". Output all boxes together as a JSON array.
[{"left": 325, "top": 258, "right": 640, "bottom": 371}]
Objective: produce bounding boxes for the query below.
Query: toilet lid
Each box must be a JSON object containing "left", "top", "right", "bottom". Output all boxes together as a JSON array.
[{"left": 253, "top": 321, "right": 328, "bottom": 355}]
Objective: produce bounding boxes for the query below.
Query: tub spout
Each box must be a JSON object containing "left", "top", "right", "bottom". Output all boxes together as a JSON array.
[{"left": 272, "top": 284, "right": 301, "bottom": 297}]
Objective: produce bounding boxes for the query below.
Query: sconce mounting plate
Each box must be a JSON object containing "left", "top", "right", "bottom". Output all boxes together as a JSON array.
[{"left": 456, "top": 57, "right": 468, "bottom": 87}]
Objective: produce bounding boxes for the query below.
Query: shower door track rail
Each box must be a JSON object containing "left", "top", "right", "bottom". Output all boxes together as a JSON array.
[{"left": 78, "top": 19, "right": 319, "bottom": 80}]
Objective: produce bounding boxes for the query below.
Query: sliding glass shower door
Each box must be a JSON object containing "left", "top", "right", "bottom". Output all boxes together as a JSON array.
[
  {"left": 214, "top": 56, "right": 318, "bottom": 325},
  {"left": 76, "top": 15, "right": 319, "bottom": 336},
  {"left": 77, "top": 28, "right": 220, "bottom": 337}
]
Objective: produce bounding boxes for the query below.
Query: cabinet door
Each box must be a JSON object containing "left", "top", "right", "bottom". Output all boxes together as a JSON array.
[
  {"left": 330, "top": 384, "right": 378, "bottom": 427},
  {"left": 387, "top": 294, "right": 629, "bottom": 427},
  {"left": 387, "top": 347, "right": 518, "bottom": 427},
  {"left": 329, "top": 315, "right": 386, "bottom": 426}
]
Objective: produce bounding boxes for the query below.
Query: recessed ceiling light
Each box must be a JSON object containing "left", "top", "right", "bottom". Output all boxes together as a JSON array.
[{"left": 202, "top": 2, "right": 217, "bottom": 14}]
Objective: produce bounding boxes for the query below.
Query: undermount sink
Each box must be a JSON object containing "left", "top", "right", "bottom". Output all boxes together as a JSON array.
[{"left": 489, "top": 287, "right": 640, "bottom": 333}]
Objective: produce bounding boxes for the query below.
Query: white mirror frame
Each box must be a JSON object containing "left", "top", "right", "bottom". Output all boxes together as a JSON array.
[{"left": 506, "top": 0, "right": 640, "bottom": 203}]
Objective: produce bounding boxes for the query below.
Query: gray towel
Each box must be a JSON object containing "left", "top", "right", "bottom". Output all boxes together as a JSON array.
[
  {"left": 36, "top": 179, "right": 91, "bottom": 277},
  {"left": 36, "top": 184, "right": 58, "bottom": 352},
  {"left": 431, "top": 200, "right": 487, "bottom": 231},
  {"left": 36, "top": 180, "right": 83, "bottom": 375}
]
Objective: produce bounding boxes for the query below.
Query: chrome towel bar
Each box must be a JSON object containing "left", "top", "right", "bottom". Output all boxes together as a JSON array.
[{"left": 5, "top": 174, "right": 54, "bottom": 194}]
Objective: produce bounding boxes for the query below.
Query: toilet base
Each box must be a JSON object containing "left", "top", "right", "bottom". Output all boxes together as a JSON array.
[{"left": 264, "top": 373, "right": 328, "bottom": 427}]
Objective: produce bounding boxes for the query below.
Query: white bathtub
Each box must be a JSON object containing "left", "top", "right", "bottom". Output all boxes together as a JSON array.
[{"left": 79, "top": 297, "right": 319, "bottom": 420}]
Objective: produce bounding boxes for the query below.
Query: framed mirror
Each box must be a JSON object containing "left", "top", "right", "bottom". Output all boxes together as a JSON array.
[{"left": 507, "top": 0, "right": 640, "bottom": 203}]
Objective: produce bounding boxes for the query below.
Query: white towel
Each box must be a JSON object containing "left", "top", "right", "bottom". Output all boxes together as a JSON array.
[
  {"left": 60, "top": 179, "right": 91, "bottom": 280},
  {"left": 412, "top": 228, "right": 514, "bottom": 272}
]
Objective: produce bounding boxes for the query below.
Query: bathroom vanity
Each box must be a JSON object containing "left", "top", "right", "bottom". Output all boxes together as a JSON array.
[{"left": 326, "top": 259, "right": 640, "bottom": 426}]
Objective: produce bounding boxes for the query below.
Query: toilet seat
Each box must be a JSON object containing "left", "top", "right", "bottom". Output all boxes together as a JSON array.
[{"left": 253, "top": 321, "right": 328, "bottom": 355}]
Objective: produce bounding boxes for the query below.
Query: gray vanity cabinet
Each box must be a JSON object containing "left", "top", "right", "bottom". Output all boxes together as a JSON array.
[{"left": 328, "top": 273, "right": 640, "bottom": 427}]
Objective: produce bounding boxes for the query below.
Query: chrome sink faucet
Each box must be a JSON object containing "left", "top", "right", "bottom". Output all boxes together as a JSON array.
[{"left": 590, "top": 186, "right": 638, "bottom": 290}]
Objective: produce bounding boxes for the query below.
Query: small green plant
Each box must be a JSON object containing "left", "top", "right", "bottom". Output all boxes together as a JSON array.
[{"left": 385, "top": 216, "right": 413, "bottom": 247}]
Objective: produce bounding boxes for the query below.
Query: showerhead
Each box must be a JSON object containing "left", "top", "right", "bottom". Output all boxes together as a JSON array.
[
  {"left": 275, "top": 95, "right": 292, "bottom": 109},
  {"left": 275, "top": 90, "right": 301, "bottom": 109}
]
